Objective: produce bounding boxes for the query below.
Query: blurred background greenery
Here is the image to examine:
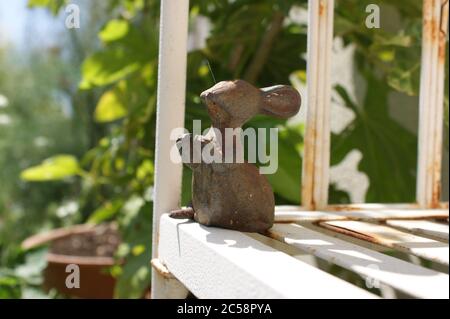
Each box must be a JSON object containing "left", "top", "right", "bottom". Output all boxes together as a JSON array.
[{"left": 0, "top": 0, "right": 448, "bottom": 298}]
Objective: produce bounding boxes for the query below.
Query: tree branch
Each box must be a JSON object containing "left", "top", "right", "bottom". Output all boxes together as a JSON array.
[{"left": 243, "top": 11, "right": 285, "bottom": 84}]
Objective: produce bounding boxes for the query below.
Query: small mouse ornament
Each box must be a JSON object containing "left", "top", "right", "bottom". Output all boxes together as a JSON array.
[{"left": 170, "top": 80, "right": 301, "bottom": 233}]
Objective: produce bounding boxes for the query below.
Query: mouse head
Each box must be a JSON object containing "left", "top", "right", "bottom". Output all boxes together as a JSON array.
[{"left": 200, "top": 80, "right": 301, "bottom": 128}]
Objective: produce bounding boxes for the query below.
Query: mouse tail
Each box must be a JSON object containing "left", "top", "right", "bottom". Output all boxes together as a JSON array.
[{"left": 169, "top": 207, "right": 195, "bottom": 219}]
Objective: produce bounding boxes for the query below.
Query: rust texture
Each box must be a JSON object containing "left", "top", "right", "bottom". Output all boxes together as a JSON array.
[
  {"left": 301, "top": 0, "right": 333, "bottom": 211},
  {"left": 151, "top": 258, "right": 174, "bottom": 279},
  {"left": 432, "top": 0, "right": 449, "bottom": 206},
  {"left": 428, "top": 0, "right": 448, "bottom": 207},
  {"left": 423, "top": 0, "right": 435, "bottom": 42},
  {"left": 319, "top": 1, "right": 326, "bottom": 16},
  {"left": 326, "top": 203, "right": 423, "bottom": 212},
  {"left": 318, "top": 222, "right": 383, "bottom": 245},
  {"left": 439, "top": 0, "right": 449, "bottom": 62},
  {"left": 170, "top": 80, "right": 301, "bottom": 233}
]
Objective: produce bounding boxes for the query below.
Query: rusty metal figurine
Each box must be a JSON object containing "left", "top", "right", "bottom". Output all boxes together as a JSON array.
[{"left": 170, "top": 80, "right": 301, "bottom": 233}]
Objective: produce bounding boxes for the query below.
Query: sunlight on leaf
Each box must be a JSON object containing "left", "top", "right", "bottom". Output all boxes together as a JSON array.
[
  {"left": 95, "top": 89, "right": 127, "bottom": 123},
  {"left": 20, "top": 155, "right": 80, "bottom": 182},
  {"left": 131, "top": 245, "right": 145, "bottom": 256},
  {"left": 265, "top": 125, "right": 303, "bottom": 204},
  {"left": 387, "top": 66, "right": 418, "bottom": 96},
  {"left": 99, "top": 20, "right": 130, "bottom": 43},
  {"left": 378, "top": 50, "right": 395, "bottom": 62},
  {"left": 80, "top": 48, "right": 142, "bottom": 89},
  {"left": 88, "top": 200, "right": 123, "bottom": 224}
]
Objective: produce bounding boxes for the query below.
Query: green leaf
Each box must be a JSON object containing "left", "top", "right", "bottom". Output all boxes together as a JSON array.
[
  {"left": 136, "top": 159, "right": 154, "bottom": 181},
  {"left": 181, "top": 168, "right": 192, "bottom": 206},
  {"left": 95, "top": 86, "right": 128, "bottom": 123},
  {"left": 80, "top": 20, "right": 150, "bottom": 89},
  {"left": 387, "top": 65, "right": 420, "bottom": 96},
  {"left": 332, "top": 76, "right": 417, "bottom": 203},
  {"left": 20, "top": 155, "right": 80, "bottom": 182},
  {"left": 80, "top": 48, "right": 142, "bottom": 89},
  {"left": 334, "top": 13, "right": 358, "bottom": 36},
  {"left": 0, "top": 274, "right": 21, "bottom": 299},
  {"left": 122, "top": 0, "right": 145, "bottom": 18},
  {"left": 14, "top": 249, "right": 47, "bottom": 285},
  {"left": 374, "top": 34, "right": 412, "bottom": 47},
  {"left": 114, "top": 199, "right": 152, "bottom": 299},
  {"left": 377, "top": 50, "right": 395, "bottom": 62},
  {"left": 265, "top": 125, "right": 303, "bottom": 204},
  {"left": 88, "top": 200, "right": 123, "bottom": 224},
  {"left": 114, "top": 251, "right": 150, "bottom": 298},
  {"left": 99, "top": 20, "right": 130, "bottom": 43},
  {"left": 0, "top": 249, "right": 48, "bottom": 299}
]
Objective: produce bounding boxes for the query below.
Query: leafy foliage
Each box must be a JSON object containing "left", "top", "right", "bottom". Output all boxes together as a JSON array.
[
  {"left": 20, "top": 155, "right": 81, "bottom": 182},
  {"left": 2, "top": 0, "right": 447, "bottom": 299},
  {"left": 0, "top": 248, "right": 49, "bottom": 299},
  {"left": 332, "top": 77, "right": 417, "bottom": 202},
  {"left": 113, "top": 198, "right": 152, "bottom": 298}
]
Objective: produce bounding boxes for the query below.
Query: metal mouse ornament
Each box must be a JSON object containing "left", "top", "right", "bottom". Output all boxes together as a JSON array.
[{"left": 170, "top": 80, "right": 301, "bottom": 233}]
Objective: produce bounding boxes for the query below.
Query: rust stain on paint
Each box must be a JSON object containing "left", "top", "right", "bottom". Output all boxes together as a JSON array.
[
  {"left": 319, "top": 222, "right": 382, "bottom": 245},
  {"left": 423, "top": 0, "right": 435, "bottom": 42},
  {"left": 151, "top": 258, "right": 174, "bottom": 279},
  {"left": 438, "top": 0, "right": 449, "bottom": 62},
  {"left": 319, "top": 1, "right": 327, "bottom": 17}
]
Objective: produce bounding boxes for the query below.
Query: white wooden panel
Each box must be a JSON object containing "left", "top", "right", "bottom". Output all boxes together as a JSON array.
[
  {"left": 330, "top": 209, "right": 448, "bottom": 221},
  {"left": 270, "top": 223, "right": 449, "bottom": 299},
  {"left": 151, "top": 259, "right": 189, "bottom": 299},
  {"left": 274, "top": 206, "right": 448, "bottom": 222},
  {"left": 275, "top": 206, "right": 345, "bottom": 222},
  {"left": 159, "top": 215, "right": 377, "bottom": 299},
  {"left": 327, "top": 203, "right": 447, "bottom": 210},
  {"left": 151, "top": 0, "right": 190, "bottom": 298},
  {"left": 302, "top": 0, "right": 335, "bottom": 209},
  {"left": 416, "top": 0, "right": 449, "bottom": 208},
  {"left": 386, "top": 220, "right": 449, "bottom": 242},
  {"left": 322, "top": 221, "right": 449, "bottom": 266}
]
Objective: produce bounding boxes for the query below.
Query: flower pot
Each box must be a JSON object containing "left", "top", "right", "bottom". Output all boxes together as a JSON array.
[{"left": 23, "top": 224, "right": 120, "bottom": 299}]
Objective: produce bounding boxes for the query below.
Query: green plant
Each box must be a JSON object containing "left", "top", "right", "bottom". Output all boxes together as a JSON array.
[
  {"left": 0, "top": 1, "right": 109, "bottom": 298},
  {"left": 16, "top": 0, "right": 448, "bottom": 299}
]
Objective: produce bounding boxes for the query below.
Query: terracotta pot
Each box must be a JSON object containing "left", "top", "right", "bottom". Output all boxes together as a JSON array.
[
  {"left": 23, "top": 224, "right": 117, "bottom": 299},
  {"left": 44, "top": 253, "right": 116, "bottom": 299}
]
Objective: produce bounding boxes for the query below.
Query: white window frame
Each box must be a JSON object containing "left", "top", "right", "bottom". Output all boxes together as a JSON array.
[{"left": 151, "top": 0, "right": 449, "bottom": 299}]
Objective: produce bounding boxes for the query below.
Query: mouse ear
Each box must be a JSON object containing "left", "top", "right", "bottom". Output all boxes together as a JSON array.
[{"left": 259, "top": 85, "right": 301, "bottom": 118}]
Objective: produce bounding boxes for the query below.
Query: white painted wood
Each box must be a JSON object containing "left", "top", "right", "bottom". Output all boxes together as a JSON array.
[
  {"left": 328, "top": 203, "right": 449, "bottom": 210},
  {"left": 302, "top": 0, "right": 334, "bottom": 209},
  {"left": 274, "top": 206, "right": 448, "bottom": 222},
  {"left": 151, "top": 271, "right": 190, "bottom": 299},
  {"left": 321, "top": 0, "right": 334, "bottom": 207},
  {"left": 150, "top": 0, "right": 449, "bottom": 299},
  {"left": 275, "top": 206, "right": 346, "bottom": 222},
  {"left": 159, "top": 215, "right": 378, "bottom": 299},
  {"left": 328, "top": 203, "right": 424, "bottom": 210},
  {"left": 416, "top": 0, "right": 449, "bottom": 208},
  {"left": 151, "top": 0, "right": 190, "bottom": 299},
  {"left": 270, "top": 223, "right": 449, "bottom": 299},
  {"left": 322, "top": 221, "right": 449, "bottom": 266},
  {"left": 330, "top": 208, "right": 449, "bottom": 221},
  {"left": 386, "top": 220, "right": 449, "bottom": 243}
]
